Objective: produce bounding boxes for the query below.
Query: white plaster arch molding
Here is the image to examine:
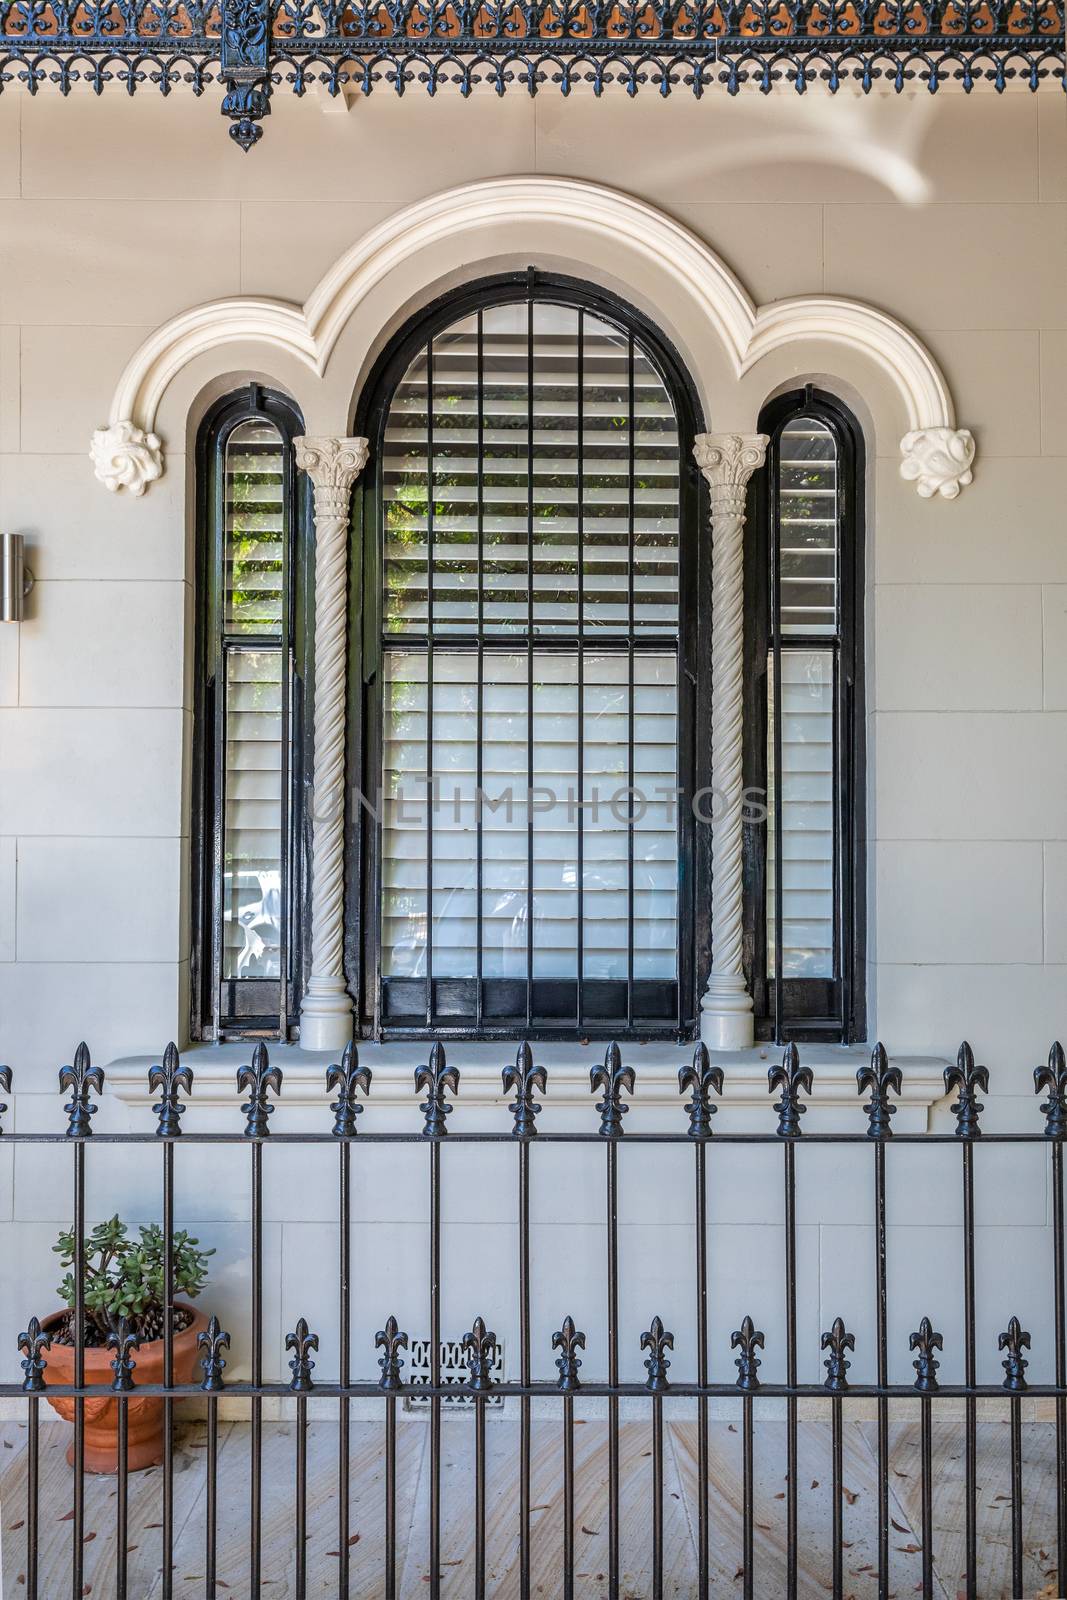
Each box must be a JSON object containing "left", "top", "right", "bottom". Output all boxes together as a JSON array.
[{"left": 90, "top": 176, "right": 974, "bottom": 501}]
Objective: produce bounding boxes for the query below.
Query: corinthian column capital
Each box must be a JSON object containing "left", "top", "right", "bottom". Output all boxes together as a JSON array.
[
  {"left": 693, "top": 432, "right": 768, "bottom": 515},
  {"left": 294, "top": 436, "right": 370, "bottom": 518}
]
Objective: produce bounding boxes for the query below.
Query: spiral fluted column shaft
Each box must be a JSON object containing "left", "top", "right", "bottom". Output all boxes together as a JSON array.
[
  {"left": 294, "top": 436, "right": 369, "bottom": 1052},
  {"left": 693, "top": 433, "right": 768, "bottom": 1051}
]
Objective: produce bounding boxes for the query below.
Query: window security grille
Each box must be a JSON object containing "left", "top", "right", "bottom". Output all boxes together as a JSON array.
[
  {"left": 377, "top": 296, "right": 684, "bottom": 1035},
  {"left": 404, "top": 1337, "right": 506, "bottom": 1411}
]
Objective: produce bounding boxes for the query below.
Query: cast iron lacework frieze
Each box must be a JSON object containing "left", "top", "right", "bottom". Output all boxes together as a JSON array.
[{"left": 0, "top": 0, "right": 1061, "bottom": 151}]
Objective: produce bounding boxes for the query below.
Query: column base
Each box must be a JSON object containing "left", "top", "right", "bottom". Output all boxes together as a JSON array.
[
  {"left": 299, "top": 979, "right": 354, "bottom": 1054},
  {"left": 700, "top": 972, "right": 755, "bottom": 1052}
]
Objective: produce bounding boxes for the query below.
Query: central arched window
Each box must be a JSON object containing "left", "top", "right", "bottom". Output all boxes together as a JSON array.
[{"left": 353, "top": 274, "right": 703, "bottom": 1039}]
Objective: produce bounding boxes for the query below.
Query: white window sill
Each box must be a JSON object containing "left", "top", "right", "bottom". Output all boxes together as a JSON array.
[{"left": 106, "top": 1039, "right": 949, "bottom": 1130}]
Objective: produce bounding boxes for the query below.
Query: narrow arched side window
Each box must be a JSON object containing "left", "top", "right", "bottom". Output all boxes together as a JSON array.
[
  {"left": 743, "top": 389, "right": 866, "bottom": 1045},
  {"left": 191, "top": 386, "right": 311, "bottom": 1040},
  {"left": 352, "top": 272, "right": 706, "bottom": 1039}
]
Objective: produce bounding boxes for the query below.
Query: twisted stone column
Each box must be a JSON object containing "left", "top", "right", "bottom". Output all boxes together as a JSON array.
[
  {"left": 294, "top": 436, "right": 369, "bottom": 1052},
  {"left": 693, "top": 432, "right": 768, "bottom": 1051}
]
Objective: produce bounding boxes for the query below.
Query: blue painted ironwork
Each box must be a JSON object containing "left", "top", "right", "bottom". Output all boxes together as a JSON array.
[{"left": 0, "top": 0, "right": 1059, "bottom": 149}]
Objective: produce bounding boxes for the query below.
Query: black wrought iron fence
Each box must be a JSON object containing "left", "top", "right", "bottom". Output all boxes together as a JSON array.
[{"left": 1, "top": 1034, "right": 1065, "bottom": 1600}]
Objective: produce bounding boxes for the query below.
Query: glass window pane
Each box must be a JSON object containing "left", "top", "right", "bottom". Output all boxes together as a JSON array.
[
  {"left": 766, "top": 648, "right": 835, "bottom": 979},
  {"left": 222, "top": 648, "right": 284, "bottom": 980},
  {"left": 778, "top": 417, "right": 837, "bottom": 638},
  {"left": 224, "top": 418, "right": 286, "bottom": 634}
]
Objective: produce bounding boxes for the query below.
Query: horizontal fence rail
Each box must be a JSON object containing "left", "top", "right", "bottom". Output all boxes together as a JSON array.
[{"left": 0, "top": 1035, "right": 1064, "bottom": 1597}]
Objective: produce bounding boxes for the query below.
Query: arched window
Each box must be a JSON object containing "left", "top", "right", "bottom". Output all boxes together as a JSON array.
[
  {"left": 744, "top": 388, "right": 866, "bottom": 1044},
  {"left": 191, "top": 385, "right": 310, "bottom": 1039},
  {"left": 353, "top": 274, "right": 704, "bottom": 1038}
]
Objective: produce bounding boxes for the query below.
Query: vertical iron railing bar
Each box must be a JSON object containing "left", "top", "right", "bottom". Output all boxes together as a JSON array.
[
  {"left": 919, "top": 1390, "right": 933, "bottom": 1600},
  {"left": 563, "top": 1386, "right": 575, "bottom": 1600},
  {"left": 1010, "top": 1386, "right": 1023, "bottom": 1597},
  {"left": 117, "top": 1385, "right": 129, "bottom": 1600},
  {"left": 1055, "top": 1140, "right": 1067, "bottom": 1591},
  {"left": 875, "top": 1139, "right": 889, "bottom": 1600},
  {"left": 784, "top": 1136, "right": 799, "bottom": 1600},
  {"left": 475, "top": 1389, "right": 487, "bottom": 1600},
  {"left": 695, "top": 1141, "right": 709, "bottom": 1596},
  {"left": 475, "top": 307, "right": 485, "bottom": 1034},
  {"left": 26, "top": 1390, "right": 40, "bottom": 1600},
  {"left": 295, "top": 1388, "right": 309, "bottom": 1600},
  {"left": 519, "top": 1136, "right": 532, "bottom": 1600},
  {"left": 607, "top": 1138, "right": 621, "bottom": 1599},
  {"left": 962, "top": 1140, "right": 977, "bottom": 1598},
  {"left": 205, "top": 1382, "right": 219, "bottom": 1597},
  {"left": 742, "top": 1390, "right": 754, "bottom": 1600},
  {"left": 652, "top": 1387, "right": 664, "bottom": 1600},
  {"left": 526, "top": 291, "right": 535, "bottom": 1032},
  {"left": 251, "top": 1139, "right": 263, "bottom": 1599},
  {"left": 385, "top": 1388, "right": 398, "bottom": 1600},
  {"left": 770, "top": 427, "right": 785, "bottom": 1044},
  {"left": 576, "top": 307, "right": 585, "bottom": 1033},
  {"left": 72, "top": 1139, "right": 85, "bottom": 1600},
  {"left": 429, "top": 1136, "right": 442, "bottom": 1598},
  {"left": 162, "top": 1136, "right": 176, "bottom": 1600},
  {"left": 830, "top": 1388, "right": 843, "bottom": 1599},
  {"left": 626, "top": 330, "right": 635, "bottom": 1032},
  {"left": 425, "top": 337, "right": 435, "bottom": 1031},
  {"left": 338, "top": 1137, "right": 351, "bottom": 1597},
  {"left": 210, "top": 436, "right": 226, "bottom": 1044}
]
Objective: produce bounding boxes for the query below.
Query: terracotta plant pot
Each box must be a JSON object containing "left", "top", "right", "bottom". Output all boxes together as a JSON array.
[{"left": 41, "top": 1303, "right": 210, "bottom": 1473}]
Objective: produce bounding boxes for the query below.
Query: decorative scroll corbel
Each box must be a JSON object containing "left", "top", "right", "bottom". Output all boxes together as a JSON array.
[
  {"left": 89, "top": 420, "right": 164, "bottom": 497},
  {"left": 900, "top": 427, "right": 975, "bottom": 500},
  {"left": 221, "top": 0, "right": 272, "bottom": 153}
]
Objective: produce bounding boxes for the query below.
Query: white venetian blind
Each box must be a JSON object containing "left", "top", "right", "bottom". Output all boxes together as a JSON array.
[
  {"left": 766, "top": 416, "right": 838, "bottom": 980},
  {"left": 221, "top": 418, "right": 288, "bottom": 982},
  {"left": 379, "top": 298, "right": 681, "bottom": 1022}
]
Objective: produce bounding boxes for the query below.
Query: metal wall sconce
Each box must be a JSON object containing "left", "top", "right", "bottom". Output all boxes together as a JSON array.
[{"left": 1, "top": 534, "right": 34, "bottom": 622}]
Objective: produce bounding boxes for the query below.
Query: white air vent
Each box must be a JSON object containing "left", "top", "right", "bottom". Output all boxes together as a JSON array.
[{"left": 403, "top": 1337, "right": 506, "bottom": 1411}]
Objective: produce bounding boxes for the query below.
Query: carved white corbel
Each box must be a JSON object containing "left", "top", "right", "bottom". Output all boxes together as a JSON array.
[
  {"left": 294, "top": 435, "right": 369, "bottom": 1052},
  {"left": 693, "top": 432, "right": 769, "bottom": 1052},
  {"left": 900, "top": 426, "right": 976, "bottom": 500},
  {"left": 89, "top": 420, "right": 164, "bottom": 497}
]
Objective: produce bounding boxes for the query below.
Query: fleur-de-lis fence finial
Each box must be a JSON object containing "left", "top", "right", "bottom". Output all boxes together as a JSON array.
[
  {"left": 415, "top": 1042, "right": 459, "bottom": 1138},
  {"left": 59, "top": 1043, "right": 104, "bottom": 1137},
  {"left": 198, "top": 1315, "right": 231, "bottom": 1392},
  {"left": 18, "top": 1317, "right": 51, "bottom": 1393},
  {"left": 998, "top": 1316, "right": 1031, "bottom": 1393},
  {"left": 821, "top": 1318, "right": 855, "bottom": 1393},
  {"left": 237, "top": 1042, "right": 282, "bottom": 1137},
  {"left": 590, "top": 1042, "right": 635, "bottom": 1137},
  {"left": 462, "top": 1317, "right": 498, "bottom": 1393},
  {"left": 1035, "top": 1042, "right": 1067, "bottom": 1138},
  {"left": 148, "top": 1042, "right": 193, "bottom": 1137},
  {"left": 502, "top": 1041, "right": 547, "bottom": 1137},
  {"left": 552, "top": 1317, "right": 586, "bottom": 1393},
  {"left": 944, "top": 1041, "right": 988, "bottom": 1138},
  {"left": 108, "top": 1317, "right": 140, "bottom": 1392},
  {"left": 0, "top": 1064, "right": 11, "bottom": 1135},
  {"left": 286, "top": 1318, "right": 319, "bottom": 1393},
  {"left": 678, "top": 1042, "right": 724, "bottom": 1139},
  {"left": 731, "top": 1316, "right": 765, "bottom": 1392},
  {"left": 909, "top": 1317, "right": 943, "bottom": 1392},
  {"left": 327, "top": 1041, "right": 372, "bottom": 1137},
  {"left": 856, "top": 1043, "right": 902, "bottom": 1139},
  {"left": 768, "top": 1043, "right": 813, "bottom": 1138},
  {"left": 641, "top": 1316, "right": 675, "bottom": 1393},
  {"left": 376, "top": 1316, "right": 409, "bottom": 1391}
]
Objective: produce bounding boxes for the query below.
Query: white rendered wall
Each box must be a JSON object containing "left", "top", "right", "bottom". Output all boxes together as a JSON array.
[{"left": 0, "top": 86, "right": 1064, "bottom": 1386}]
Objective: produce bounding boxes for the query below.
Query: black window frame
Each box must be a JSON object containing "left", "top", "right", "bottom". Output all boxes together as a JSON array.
[
  {"left": 190, "top": 384, "right": 313, "bottom": 1041},
  {"left": 346, "top": 270, "right": 708, "bottom": 1042},
  {"left": 742, "top": 386, "right": 867, "bottom": 1046}
]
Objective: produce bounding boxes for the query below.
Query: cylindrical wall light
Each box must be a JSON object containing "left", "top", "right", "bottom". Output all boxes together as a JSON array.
[{"left": 1, "top": 534, "right": 33, "bottom": 622}]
